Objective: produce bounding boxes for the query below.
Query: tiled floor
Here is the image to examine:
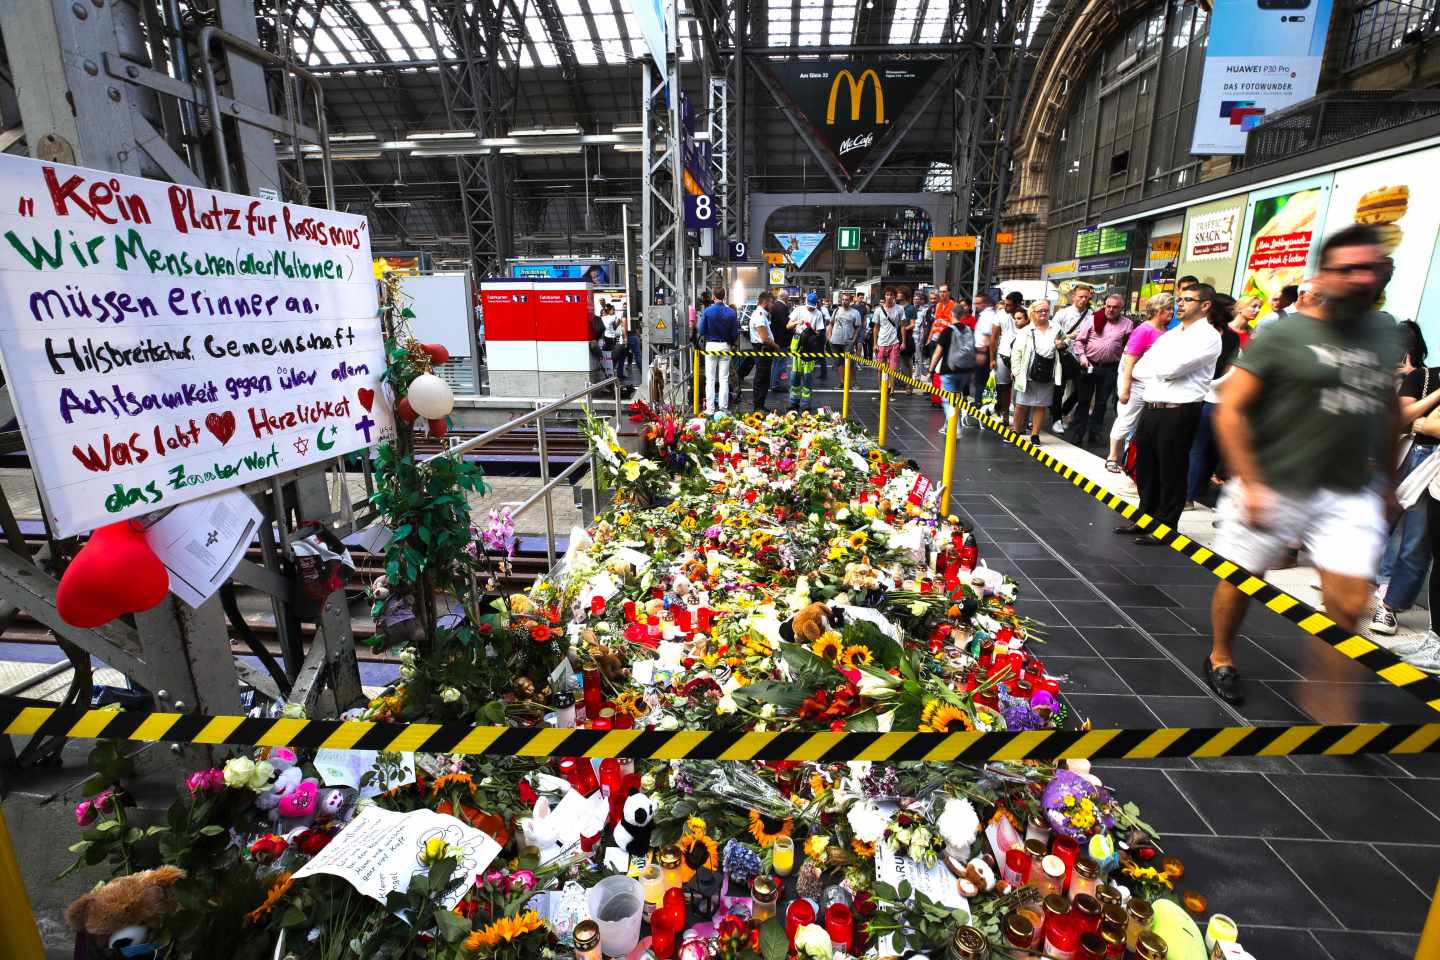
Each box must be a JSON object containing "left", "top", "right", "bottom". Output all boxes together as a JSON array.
[{"left": 830, "top": 373, "right": 1437, "bottom": 957}]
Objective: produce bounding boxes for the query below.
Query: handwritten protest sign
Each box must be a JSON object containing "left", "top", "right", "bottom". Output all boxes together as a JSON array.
[
  {"left": 0, "top": 154, "right": 393, "bottom": 536},
  {"left": 293, "top": 805, "right": 501, "bottom": 910}
]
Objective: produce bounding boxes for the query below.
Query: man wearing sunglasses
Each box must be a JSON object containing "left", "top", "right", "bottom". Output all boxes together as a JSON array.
[{"left": 1204, "top": 224, "right": 1402, "bottom": 711}]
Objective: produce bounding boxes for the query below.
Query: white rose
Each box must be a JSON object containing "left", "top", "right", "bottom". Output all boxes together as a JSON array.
[
  {"left": 760, "top": 704, "right": 777, "bottom": 719},
  {"left": 794, "top": 924, "right": 833, "bottom": 960},
  {"left": 440, "top": 687, "right": 461, "bottom": 703},
  {"left": 938, "top": 797, "right": 981, "bottom": 852},
  {"left": 716, "top": 695, "right": 738, "bottom": 715},
  {"left": 846, "top": 800, "right": 890, "bottom": 844},
  {"left": 222, "top": 756, "right": 275, "bottom": 792}
]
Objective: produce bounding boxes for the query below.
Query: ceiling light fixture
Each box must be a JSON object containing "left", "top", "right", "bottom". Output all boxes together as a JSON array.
[
  {"left": 611, "top": 124, "right": 644, "bottom": 134},
  {"left": 329, "top": 132, "right": 378, "bottom": 142},
  {"left": 511, "top": 126, "right": 583, "bottom": 137},
  {"left": 406, "top": 131, "right": 477, "bottom": 140},
  {"left": 499, "top": 146, "right": 582, "bottom": 155}
]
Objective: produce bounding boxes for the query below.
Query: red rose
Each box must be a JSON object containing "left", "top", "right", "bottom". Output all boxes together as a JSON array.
[
  {"left": 249, "top": 834, "right": 288, "bottom": 861},
  {"left": 519, "top": 780, "right": 538, "bottom": 805},
  {"left": 295, "top": 828, "right": 333, "bottom": 856}
]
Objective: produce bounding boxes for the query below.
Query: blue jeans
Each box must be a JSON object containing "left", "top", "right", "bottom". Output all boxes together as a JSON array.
[
  {"left": 1187, "top": 401, "right": 1220, "bottom": 505},
  {"left": 940, "top": 371, "right": 974, "bottom": 424},
  {"left": 1382, "top": 442, "right": 1435, "bottom": 610}
]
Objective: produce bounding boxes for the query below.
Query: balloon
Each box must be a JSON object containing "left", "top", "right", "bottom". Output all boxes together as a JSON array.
[
  {"left": 423, "top": 343, "right": 451, "bottom": 365},
  {"left": 57, "top": 521, "right": 170, "bottom": 627},
  {"left": 396, "top": 396, "right": 419, "bottom": 423},
  {"left": 407, "top": 373, "right": 454, "bottom": 419},
  {"left": 428, "top": 418, "right": 449, "bottom": 439}
]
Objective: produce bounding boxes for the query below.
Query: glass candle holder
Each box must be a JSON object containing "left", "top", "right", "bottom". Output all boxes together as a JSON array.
[
  {"left": 659, "top": 845, "right": 684, "bottom": 893},
  {"left": 573, "top": 920, "right": 602, "bottom": 960},
  {"left": 586, "top": 875, "right": 645, "bottom": 957},
  {"left": 552, "top": 691, "right": 576, "bottom": 728},
  {"left": 785, "top": 899, "right": 816, "bottom": 948},
  {"left": 1025, "top": 816, "right": 1052, "bottom": 846},
  {"left": 1125, "top": 898, "right": 1155, "bottom": 951},
  {"left": 641, "top": 864, "right": 664, "bottom": 921},
  {"left": 750, "top": 875, "right": 779, "bottom": 923},
  {"left": 772, "top": 835, "right": 795, "bottom": 877},
  {"left": 1051, "top": 833, "right": 1080, "bottom": 888},
  {"left": 1069, "top": 857, "right": 1099, "bottom": 900},
  {"left": 824, "top": 903, "right": 854, "bottom": 954},
  {"left": 582, "top": 667, "right": 603, "bottom": 720},
  {"left": 1072, "top": 893, "right": 1102, "bottom": 934}
]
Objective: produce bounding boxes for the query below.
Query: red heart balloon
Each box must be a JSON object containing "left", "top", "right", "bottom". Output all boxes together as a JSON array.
[
  {"left": 396, "top": 397, "right": 419, "bottom": 423},
  {"left": 424, "top": 343, "right": 451, "bottom": 365},
  {"left": 427, "top": 418, "right": 448, "bottom": 439},
  {"left": 57, "top": 521, "right": 170, "bottom": 627}
]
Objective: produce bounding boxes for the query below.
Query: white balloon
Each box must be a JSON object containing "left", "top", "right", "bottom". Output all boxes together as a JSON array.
[{"left": 407, "top": 373, "right": 454, "bottom": 419}]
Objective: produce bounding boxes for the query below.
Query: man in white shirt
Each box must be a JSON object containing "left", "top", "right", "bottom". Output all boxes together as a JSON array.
[
  {"left": 871, "top": 288, "right": 906, "bottom": 374},
  {"left": 1049, "top": 285, "right": 1093, "bottom": 430},
  {"left": 1116, "top": 283, "right": 1223, "bottom": 543},
  {"left": 829, "top": 292, "right": 863, "bottom": 357},
  {"left": 748, "top": 291, "right": 779, "bottom": 412},
  {"left": 972, "top": 293, "right": 1002, "bottom": 405}
]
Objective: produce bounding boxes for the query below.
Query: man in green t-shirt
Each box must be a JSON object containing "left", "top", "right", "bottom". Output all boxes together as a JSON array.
[{"left": 1206, "top": 223, "right": 1403, "bottom": 711}]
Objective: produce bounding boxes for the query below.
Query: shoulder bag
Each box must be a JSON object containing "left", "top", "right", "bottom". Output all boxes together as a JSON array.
[
  {"left": 1057, "top": 307, "right": 1086, "bottom": 383},
  {"left": 1027, "top": 328, "right": 1056, "bottom": 383}
]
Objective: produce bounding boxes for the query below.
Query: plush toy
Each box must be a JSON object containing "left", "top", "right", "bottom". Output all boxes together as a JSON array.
[
  {"left": 254, "top": 765, "right": 304, "bottom": 822},
  {"left": 782, "top": 602, "right": 845, "bottom": 644},
  {"left": 316, "top": 786, "right": 357, "bottom": 825},
  {"left": 67, "top": 865, "right": 184, "bottom": 956},
  {"left": 56, "top": 521, "right": 170, "bottom": 628},
  {"left": 956, "top": 856, "right": 998, "bottom": 898},
  {"left": 276, "top": 777, "right": 324, "bottom": 832},
  {"left": 612, "top": 790, "right": 655, "bottom": 857}
]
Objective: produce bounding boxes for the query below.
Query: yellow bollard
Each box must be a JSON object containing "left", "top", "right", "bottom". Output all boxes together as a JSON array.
[
  {"left": 940, "top": 396, "right": 959, "bottom": 516},
  {"left": 0, "top": 808, "right": 43, "bottom": 960},
  {"left": 877, "top": 368, "right": 889, "bottom": 446},
  {"left": 692, "top": 348, "right": 702, "bottom": 416},
  {"left": 841, "top": 356, "right": 852, "bottom": 420}
]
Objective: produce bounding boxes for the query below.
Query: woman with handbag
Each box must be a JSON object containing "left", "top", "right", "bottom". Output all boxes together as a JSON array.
[
  {"left": 1009, "top": 300, "right": 1063, "bottom": 444},
  {"left": 1105, "top": 292, "right": 1172, "bottom": 474},
  {"left": 993, "top": 304, "right": 1029, "bottom": 427},
  {"left": 1372, "top": 321, "right": 1440, "bottom": 637}
]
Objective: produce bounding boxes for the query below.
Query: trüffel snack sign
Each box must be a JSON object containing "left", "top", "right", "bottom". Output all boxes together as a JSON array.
[{"left": 0, "top": 153, "right": 392, "bottom": 536}]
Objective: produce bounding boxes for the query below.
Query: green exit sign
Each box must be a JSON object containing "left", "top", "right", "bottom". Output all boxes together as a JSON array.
[{"left": 838, "top": 226, "right": 860, "bottom": 251}]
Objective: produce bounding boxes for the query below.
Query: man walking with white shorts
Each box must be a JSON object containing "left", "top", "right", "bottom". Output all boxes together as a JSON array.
[{"left": 1206, "top": 224, "right": 1402, "bottom": 712}]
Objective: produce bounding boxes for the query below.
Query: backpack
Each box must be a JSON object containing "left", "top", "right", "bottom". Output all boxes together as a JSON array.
[{"left": 944, "top": 323, "right": 976, "bottom": 371}]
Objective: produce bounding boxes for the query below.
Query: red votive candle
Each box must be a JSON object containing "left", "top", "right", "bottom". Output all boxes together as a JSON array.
[
  {"left": 675, "top": 607, "right": 691, "bottom": 631},
  {"left": 1051, "top": 833, "right": 1080, "bottom": 888},
  {"left": 824, "top": 903, "right": 853, "bottom": 952},
  {"left": 651, "top": 927, "right": 676, "bottom": 960},
  {"left": 697, "top": 607, "right": 712, "bottom": 632},
  {"left": 1004, "top": 847, "right": 1032, "bottom": 886},
  {"left": 623, "top": 600, "right": 637, "bottom": 623},
  {"left": 583, "top": 667, "right": 603, "bottom": 719},
  {"left": 591, "top": 595, "right": 605, "bottom": 616},
  {"left": 786, "top": 900, "right": 816, "bottom": 947}
]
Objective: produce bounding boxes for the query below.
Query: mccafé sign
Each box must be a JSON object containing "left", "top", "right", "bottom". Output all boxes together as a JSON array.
[{"left": 769, "top": 60, "right": 939, "bottom": 179}]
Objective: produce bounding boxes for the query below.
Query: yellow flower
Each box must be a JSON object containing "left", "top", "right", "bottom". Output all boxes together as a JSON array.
[
  {"left": 465, "top": 910, "right": 544, "bottom": 952},
  {"left": 919, "top": 701, "right": 972, "bottom": 733},
  {"left": 811, "top": 632, "right": 842, "bottom": 661},
  {"left": 847, "top": 531, "right": 868, "bottom": 549},
  {"left": 509, "top": 594, "right": 534, "bottom": 615},
  {"left": 814, "top": 463, "right": 827, "bottom": 474},
  {"left": 747, "top": 810, "right": 794, "bottom": 847},
  {"left": 839, "top": 645, "right": 874, "bottom": 669},
  {"left": 244, "top": 872, "right": 294, "bottom": 924},
  {"left": 804, "top": 835, "right": 830, "bottom": 860},
  {"left": 431, "top": 772, "right": 476, "bottom": 795},
  {"left": 827, "top": 544, "right": 849, "bottom": 562},
  {"left": 851, "top": 838, "right": 877, "bottom": 858}
]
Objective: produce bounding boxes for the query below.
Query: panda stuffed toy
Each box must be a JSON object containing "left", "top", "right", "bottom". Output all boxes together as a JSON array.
[{"left": 612, "top": 790, "right": 655, "bottom": 857}]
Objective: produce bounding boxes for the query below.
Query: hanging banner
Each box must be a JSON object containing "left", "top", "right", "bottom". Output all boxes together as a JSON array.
[
  {"left": 626, "top": 0, "right": 669, "bottom": 68},
  {"left": 1324, "top": 146, "right": 1440, "bottom": 328},
  {"left": 773, "top": 232, "right": 827, "bottom": 268},
  {"left": 1190, "top": 0, "right": 1335, "bottom": 155},
  {"left": 1233, "top": 175, "right": 1333, "bottom": 318},
  {"left": 0, "top": 154, "right": 391, "bottom": 537},
  {"left": 1175, "top": 193, "right": 1251, "bottom": 294},
  {"left": 767, "top": 61, "right": 941, "bottom": 179}
]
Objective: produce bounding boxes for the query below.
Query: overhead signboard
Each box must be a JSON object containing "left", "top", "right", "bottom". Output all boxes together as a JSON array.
[
  {"left": 763, "top": 251, "right": 788, "bottom": 265},
  {"left": 773, "top": 232, "right": 826, "bottom": 268},
  {"left": 1075, "top": 227, "right": 1100, "bottom": 258},
  {"left": 1175, "top": 193, "right": 1251, "bottom": 293},
  {"left": 995, "top": 232, "right": 1015, "bottom": 245},
  {"left": 769, "top": 268, "right": 787, "bottom": 286},
  {"left": 1098, "top": 226, "right": 1128, "bottom": 254},
  {"left": 929, "top": 235, "right": 977, "bottom": 252},
  {"left": 767, "top": 61, "right": 941, "bottom": 180},
  {"left": 727, "top": 240, "right": 750, "bottom": 262},
  {"left": 1191, "top": 0, "right": 1335, "bottom": 155},
  {"left": 0, "top": 154, "right": 391, "bottom": 536},
  {"left": 628, "top": 0, "right": 669, "bottom": 69},
  {"left": 511, "top": 261, "right": 612, "bottom": 283},
  {"left": 837, "top": 226, "right": 860, "bottom": 251}
]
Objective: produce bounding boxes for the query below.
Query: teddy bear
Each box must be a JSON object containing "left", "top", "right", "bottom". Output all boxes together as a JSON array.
[
  {"left": 782, "top": 602, "right": 845, "bottom": 644},
  {"left": 955, "top": 856, "right": 998, "bottom": 899},
  {"left": 254, "top": 747, "right": 304, "bottom": 823},
  {"left": 67, "top": 865, "right": 184, "bottom": 956},
  {"left": 612, "top": 790, "right": 655, "bottom": 857}
]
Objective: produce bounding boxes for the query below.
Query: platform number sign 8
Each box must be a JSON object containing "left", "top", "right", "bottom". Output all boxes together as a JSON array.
[
  {"left": 727, "top": 240, "right": 747, "bottom": 261},
  {"left": 684, "top": 192, "right": 716, "bottom": 229}
]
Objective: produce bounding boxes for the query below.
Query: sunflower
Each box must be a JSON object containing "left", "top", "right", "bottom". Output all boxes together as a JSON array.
[
  {"left": 613, "top": 690, "right": 648, "bottom": 718},
  {"left": 678, "top": 817, "right": 720, "bottom": 881},
  {"left": 919, "top": 701, "right": 972, "bottom": 734},
  {"left": 747, "top": 810, "right": 794, "bottom": 847},
  {"left": 244, "top": 872, "right": 294, "bottom": 924},
  {"left": 803, "top": 835, "right": 830, "bottom": 860},
  {"left": 851, "top": 838, "right": 877, "bottom": 858},
  {"left": 464, "top": 910, "right": 545, "bottom": 952},
  {"left": 431, "top": 772, "right": 477, "bottom": 795},
  {"left": 811, "top": 632, "right": 842, "bottom": 661},
  {"left": 838, "top": 645, "right": 874, "bottom": 669},
  {"left": 847, "top": 530, "right": 868, "bottom": 550}
]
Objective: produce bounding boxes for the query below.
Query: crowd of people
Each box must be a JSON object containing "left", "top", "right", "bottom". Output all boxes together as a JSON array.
[{"left": 685, "top": 224, "right": 1421, "bottom": 701}]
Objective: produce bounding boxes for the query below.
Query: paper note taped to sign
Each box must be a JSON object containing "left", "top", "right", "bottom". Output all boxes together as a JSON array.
[
  {"left": 293, "top": 805, "right": 500, "bottom": 910},
  {"left": 0, "top": 153, "right": 394, "bottom": 537},
  {"left": 138, "top": 488, "right": 260, "bottom": 607}
]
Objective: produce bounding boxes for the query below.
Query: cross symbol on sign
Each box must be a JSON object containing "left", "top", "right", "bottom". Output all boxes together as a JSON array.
[
  {"left": 205, "top": 530, "right": 219, "bottom": 547},
  {"left": 354, "top": 415, "right": 376, "bottom": 443}
]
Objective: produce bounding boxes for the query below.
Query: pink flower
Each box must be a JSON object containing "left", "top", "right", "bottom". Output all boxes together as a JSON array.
[
  {"left": 185, "top": 768, "right": 225, "bottom": 796},
  {"left": 484, "top": 870, "right": 507, "bottom": 888},
  {"left": 509, "top": 870, "right": 537, "bottom": 893},
  {"left": 74, "top": 799, "right": 95, "bottom": 827}
]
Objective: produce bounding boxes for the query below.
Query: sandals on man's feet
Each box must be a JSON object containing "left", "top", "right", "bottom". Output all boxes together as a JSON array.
[{"left": 1104, "top": 459, "right": 1122, "bottom": 473}]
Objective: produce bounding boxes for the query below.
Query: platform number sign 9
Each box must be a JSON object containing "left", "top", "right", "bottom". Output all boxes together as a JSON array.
[
  {"left": 727, "top": 240, "right": 748, "bottom": 261},
  {"left": 684, "top": 192, "right": 716, "bottom": 229}
]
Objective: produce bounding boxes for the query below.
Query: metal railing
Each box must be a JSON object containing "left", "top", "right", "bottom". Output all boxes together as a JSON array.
[
  {"left": 1344, "top": 0, "right": 1438, "bottom": 71},
  {"left": 428, "top": 378, "right": 625, "bottom": 568}
]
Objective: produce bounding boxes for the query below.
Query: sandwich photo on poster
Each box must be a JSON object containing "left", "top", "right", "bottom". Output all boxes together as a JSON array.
[
  {"left": 1233, "top": 175, "right": 1333, "bottom": 319},
  {"left": 1321, "top": 146, "right": 1440, "bottom": 325}
]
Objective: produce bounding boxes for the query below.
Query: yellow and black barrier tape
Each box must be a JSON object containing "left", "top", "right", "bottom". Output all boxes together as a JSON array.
[
  {"left": 7, "top": 704, "right": 1440, "bottom": 760},
  {"left": 825, "top": 352, "right": 1440, "bottom": 715}
]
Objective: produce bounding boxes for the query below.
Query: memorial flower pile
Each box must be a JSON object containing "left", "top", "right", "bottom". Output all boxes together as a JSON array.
[{"left": 64, "top": 408, "right": 1211, "bottom": 960}]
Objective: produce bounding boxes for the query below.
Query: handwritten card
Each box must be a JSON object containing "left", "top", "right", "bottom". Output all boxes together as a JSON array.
[
  {"left": 874, "top": 841, "right": 969, "bottom": 955},
  {"left": 293, "top": 805, "right": 500, "bottom": 910},
  {"left": 0, "top": 153, "right": 393, "bottom": 536},
  {"left": 312, "top": 749, "right": 416, "bottom": 799}
]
